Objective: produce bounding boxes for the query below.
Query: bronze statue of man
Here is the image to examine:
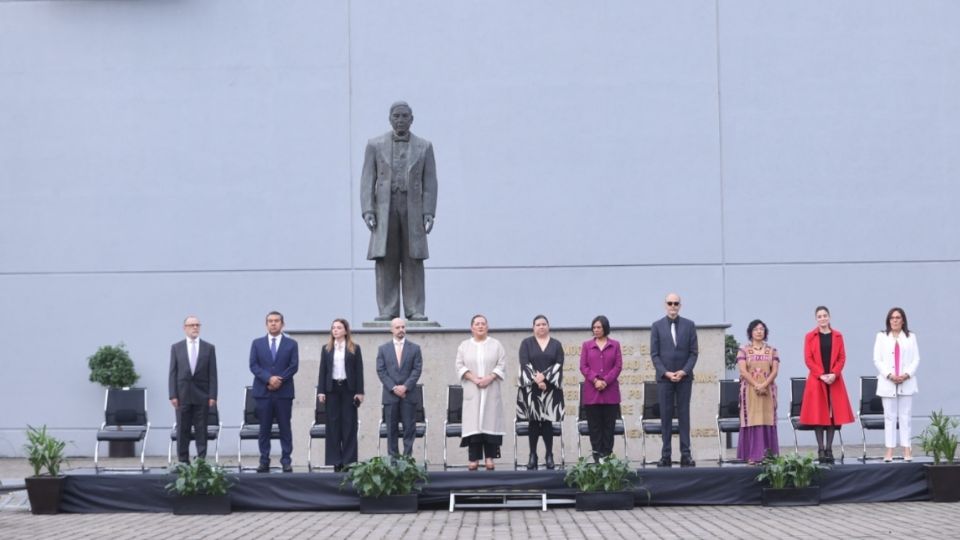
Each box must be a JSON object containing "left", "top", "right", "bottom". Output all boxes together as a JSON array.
[{"left": 360, "top": 101, "right": 438, "bottom": 321}]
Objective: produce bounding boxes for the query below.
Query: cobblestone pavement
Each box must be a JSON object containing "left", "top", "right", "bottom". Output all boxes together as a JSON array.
[{"left": 3, "top": 457, "right": 959, "bottom": 539}]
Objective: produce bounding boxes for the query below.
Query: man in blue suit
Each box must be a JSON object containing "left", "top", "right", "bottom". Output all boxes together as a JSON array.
[
  {"left": 650, "top": 293, "right": 699, "bottom": 467},
  {"left": 249, "top": 311, "right": 299, "bottom": 472},
  {"left": 375, "top": 318, "right": 423, "bottom": 457}
]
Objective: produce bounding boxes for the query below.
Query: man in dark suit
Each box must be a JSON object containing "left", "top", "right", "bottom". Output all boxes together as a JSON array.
[
  {"left": 375, "top": 317, "right": 423, "bottom": 457},
  {"left": 360, "top": 101, "right": 438, "bottom": 321},
  {"left": 249, "top": 311, "right": 299, "bottom": 472},
  {"left": 168, "top": 315, "right": 218, "bottom": 464},
  {"left": 650, "top": 293, "right": 699, "bottom": 467}
]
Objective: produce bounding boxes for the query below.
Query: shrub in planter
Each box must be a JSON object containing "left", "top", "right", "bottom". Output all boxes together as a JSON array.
[
  {"left": 88, "top": 343, "right": 139, "bottom": 389},
  {"left": 756, "top": 452, "right": 823, "bottom": 506},
  {"left": 564, "top": 455, "right": 646, "bottom": 511},
  {"left": 165, "top": 458, "right": 233, "bottom": 515},
  {"left": 23, "top": 425, "right": 68, "bottom": 515},
  {"left": 341, "top": 455, "right": 428, "bottom": 513},
  {"left": 916, "top": 409, "right": 960, "bottom": 502}
]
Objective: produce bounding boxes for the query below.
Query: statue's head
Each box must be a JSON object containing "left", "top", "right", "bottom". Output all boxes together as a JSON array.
[{"left": 389, "top": 101, "right": 414, "bottom": 136}]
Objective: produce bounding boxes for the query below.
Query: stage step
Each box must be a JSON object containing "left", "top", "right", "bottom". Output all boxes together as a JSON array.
[{"left": 448, "top": 489, "right": 575, "bottom": 511}]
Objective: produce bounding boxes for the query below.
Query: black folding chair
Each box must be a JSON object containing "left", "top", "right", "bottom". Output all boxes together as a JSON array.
[
  {"left": 638, "top": 380, "right": 679, "bottom": 467},
  {"left": 237, "top": 386, "right": 281, "bottom": 471},
  {"left": 716, "top": 379, "right": 742, "bottom": 464},
  {"left": 789, "top": 377, "right": 845, "bottom": 461},
  {"left": 858, "top": 376, "right": 886, "bottom": 462},
  {"left": 377, "top": 384, "right": 428, "bottom": 465},
  {"left": 442, "top": 385, "right": 464, "bottom": 470},
  {"left": 94, "top": 387, "right": 150, "bottom": 473},
  {"left": 513, "top": 416, "right": 565, "bottom": 470},
  {"left": 168, "top": 406, "right": 221, "bottom": 466},
  {"left": 307, "top": 385, "right": 362, "bottom": 472},
  {"left": 575, "top": 381, "right": 628, "bottom": 461}
]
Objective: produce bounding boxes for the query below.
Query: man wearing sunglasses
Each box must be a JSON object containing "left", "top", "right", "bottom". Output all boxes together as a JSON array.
[{"left": 650, "top": 293, "right": 699, "bottom": 467}]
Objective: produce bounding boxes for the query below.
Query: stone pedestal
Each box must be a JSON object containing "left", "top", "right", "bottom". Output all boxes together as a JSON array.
[{"left": 289, "top": 324, "right": 728, "bottom": 469}]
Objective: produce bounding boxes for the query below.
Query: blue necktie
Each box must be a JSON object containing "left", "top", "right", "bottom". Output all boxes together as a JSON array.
[{"left": 270, "top": 337, "right": 278, "bottom": 361}]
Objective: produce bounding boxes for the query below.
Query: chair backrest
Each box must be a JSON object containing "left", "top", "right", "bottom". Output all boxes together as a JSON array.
[
  {"left": 104, "top": 387, "right": 147, "bottom": 426},
  {"left": 446, "top": 385, "right": 463, "bottom": 423},
  {"left": 790, "top": 377, "right": 806, "bottom": 417},
  {"left": 642, "top": 380, "right": 665, "bottom": 420},
  {"left": 207, "top": 406, "right": 220, "bottom": 426},
  {"left": 717, "top": 379, "right": 740, "bottom": 418},
  {"left": 412, "top": 384, "right": 426, "bottom": 423},
  {"left": 380, "top": 384, "right": 426, "bottom": 423},
  {"left": 860, "top": 376, "right": 883, "bottom": 415},
  {"left": 314, "top": 385, "right": 327, "bottom": 424},
  {"left": 243, "top": 386, "right": 258, "bottom": 424}
]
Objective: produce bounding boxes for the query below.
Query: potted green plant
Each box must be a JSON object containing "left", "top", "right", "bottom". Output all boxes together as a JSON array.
[
  {"left": 341, "top": 455, "right": 428, "bottom": 514},
  {"left": 756, "top": 452, "right": 823, "bottom": 506},
  {"left": 88, "top": 343, "right": 140, "bottom": 457},
  {"left": 563, "top": 455, "right": 644, "bottom": 511},
  {"left": 916, "top": 409, "right": 960, "bottom": 502},
  {"left": 23, "top": 425, "right": 68, "bottom": 515},
  {"left": 165, "top": 458, "right": 233, "bottom": 515}
]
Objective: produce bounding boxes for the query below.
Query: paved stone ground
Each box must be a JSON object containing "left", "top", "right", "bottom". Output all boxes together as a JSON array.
[{"left": 3, "top": 456, "right": 960, "bottom": 539}]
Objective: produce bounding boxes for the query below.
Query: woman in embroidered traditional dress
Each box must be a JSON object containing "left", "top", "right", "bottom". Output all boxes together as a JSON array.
[{"left": 736, "top": 319, "right": 779, "bottom": 463}]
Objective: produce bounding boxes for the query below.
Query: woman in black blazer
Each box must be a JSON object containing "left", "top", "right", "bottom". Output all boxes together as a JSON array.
[{"left": 317, "top": 318, "right": 364, "bottom": 471}]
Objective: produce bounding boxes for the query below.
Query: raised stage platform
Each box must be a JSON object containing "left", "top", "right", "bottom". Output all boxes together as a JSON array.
[{"left": 60, "top": 461, "right": 930, "bottom": 513}]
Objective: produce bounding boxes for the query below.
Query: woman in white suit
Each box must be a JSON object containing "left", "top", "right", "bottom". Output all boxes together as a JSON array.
[{"left": 872, "top": 307, "right": 919, "bottom": 462}]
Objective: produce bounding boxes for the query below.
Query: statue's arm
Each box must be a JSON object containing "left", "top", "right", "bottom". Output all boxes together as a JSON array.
[{"left": 360, "top": 141, "right": 378, "bottom": 228}]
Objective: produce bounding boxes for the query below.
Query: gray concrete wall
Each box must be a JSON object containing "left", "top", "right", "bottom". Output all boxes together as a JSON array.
[{"left": 1, "top": 1, "right": 958, "bottom": 458}]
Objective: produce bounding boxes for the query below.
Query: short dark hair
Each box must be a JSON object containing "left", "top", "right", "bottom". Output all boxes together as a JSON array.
[
  {"left": 532, "top": 314, "right": 549, "bottom": 326},
  {"left": 746, "top": 319, "right": 768, "bottom": 341},
  {"left": 470, "top": 314, "right": 487, "bottom": 326},
  {"left": 266, "top": 311, "right": 284, "bottom": 323},
  {"left": 885, "top": 307, "right": 910, "bottom": 337},
  {"left": 591, "top": 315, "right": 610, "bottom": 337}
]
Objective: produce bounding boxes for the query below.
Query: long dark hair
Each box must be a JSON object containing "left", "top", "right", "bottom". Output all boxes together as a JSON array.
[{"left": 885, "top": 307, "right": 910, "bottom": 337}]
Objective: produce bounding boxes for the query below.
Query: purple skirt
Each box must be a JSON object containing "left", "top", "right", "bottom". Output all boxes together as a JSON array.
[{"left": 737, "top": 425, "right": 779, "bottom": 462}]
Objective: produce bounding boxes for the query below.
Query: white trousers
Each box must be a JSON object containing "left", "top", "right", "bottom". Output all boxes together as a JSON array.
[{"left": 881, "top": 395, "right": 912, "bottom": 448}]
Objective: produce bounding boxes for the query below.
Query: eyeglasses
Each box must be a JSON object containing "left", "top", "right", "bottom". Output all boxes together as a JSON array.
[
  {"left": 184, "top": 323, "right": 201, "bottom": 328},
  {"left": 666, "top": 302, "right": 681, "bottom": 307}
]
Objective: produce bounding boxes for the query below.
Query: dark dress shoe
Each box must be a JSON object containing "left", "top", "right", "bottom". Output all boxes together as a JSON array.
[
  {"left": 256, "top": 464, "right": 270, "bottom": 473},
  {"left": 823, "top": 449, "right": 835, "bottom": 464},
  {"left": 333, "top": 465, "right": 343, "bottom": 473},
  {"left": 282, "top": 464, "right": 294, "bottom": 473},
  {"left": 680, "top": 456, "right": 696, "bottom": 467},
  {"left": 526, "top": 454, "right": 538, "bottom": 471},
  {"left": 544, "top": 453, "right": 555, "bottom": 470},
  {"left": 657, "top": 458, "right": 672, "bottom": 468}
]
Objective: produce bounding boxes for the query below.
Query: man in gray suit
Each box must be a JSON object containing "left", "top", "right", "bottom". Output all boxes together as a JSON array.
[
  {"left": 650, "top": 293, "right": 698, "bottom": 467},
  {"left": 360, "top": 101, "right": 438, "bottom": 321},
  {"left": 168, "top": 315, "right": 218, "bottom": 464},
  {"left": 375, "top": 318, "right": 423, "bottom": 457}
]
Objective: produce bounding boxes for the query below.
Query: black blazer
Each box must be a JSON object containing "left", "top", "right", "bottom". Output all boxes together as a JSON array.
[
  {"left": 168, "top": 338, "right": 218, "bottom": 404},
  {"left": 317, "top": 343, "right": 365, "bottom": 395},
  {"left": 649, "top": 316, "right": 699, "bottom": 381}
]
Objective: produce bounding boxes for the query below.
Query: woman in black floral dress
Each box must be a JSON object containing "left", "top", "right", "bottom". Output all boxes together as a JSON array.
[{"left": 517, "top": 314, "right": 565, "bottom": 469}]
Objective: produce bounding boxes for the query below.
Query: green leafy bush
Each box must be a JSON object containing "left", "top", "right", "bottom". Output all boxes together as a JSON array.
[
  {"left": 725, "top": 334, "right": 740, "bottom": 370},
  {"left": 564, "top": 455, "right": 638, "bottom": 492},
  {"left": 757, "top": 452, "right": 822, "bottom": 489},
  {"left": 165, "top": 458, "right": 232, "bottom": 496},
  {"left": 341, "top": 455, "right": 428, "bottom": 498},
  {"left": 88, "top": 343, "right": 139, "bottom": 388}
]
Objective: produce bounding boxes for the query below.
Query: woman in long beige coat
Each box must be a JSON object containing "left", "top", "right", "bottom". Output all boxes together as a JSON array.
[{"left": 456, "top": 314, "right": 507, "bottom": 470}]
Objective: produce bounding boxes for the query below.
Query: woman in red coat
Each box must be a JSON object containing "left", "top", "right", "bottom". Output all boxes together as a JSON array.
[{"left": 799, "top": 306, "right": 854, "bottom": 464}]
